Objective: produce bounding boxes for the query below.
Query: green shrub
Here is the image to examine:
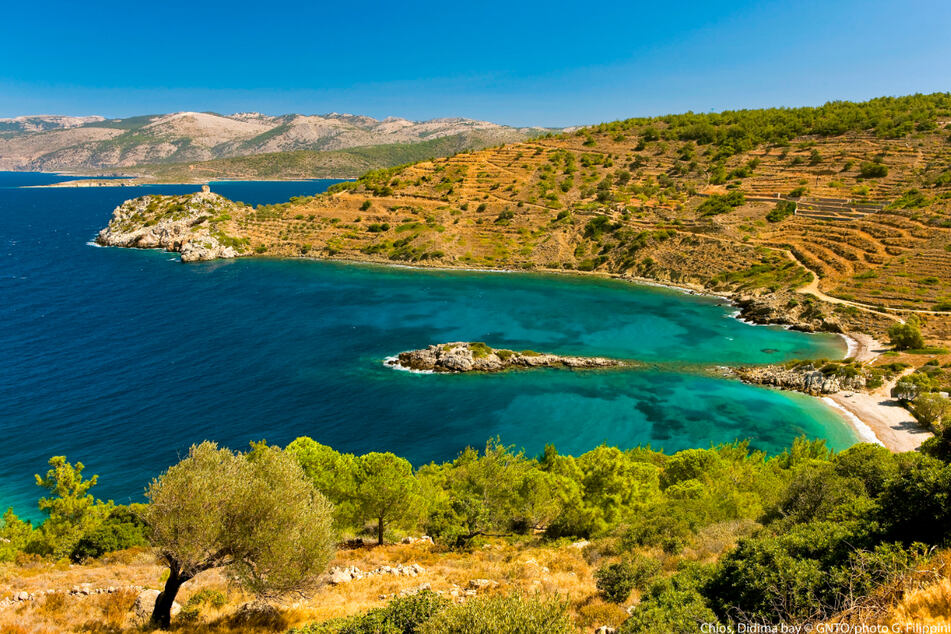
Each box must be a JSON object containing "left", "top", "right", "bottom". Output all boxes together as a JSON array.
[
  {"left": 859, "top": 161, "right": 888, "bottom": 178},
  {"left": 788, "top": 186, "right": 808, "bottom": 198},
  {"left": 419, "top": 593, "right": 572, "bottom": 634},
  {"left": 360, "top": 200, "right": 372, "bottom": 211},
  {"left": 71, "top": 506, "right": 149, "bottom": 561},
  {"left": 621, "top": 564, "right": 718, "bottom": 634},
  {"left": 494, "top": 210, "right": 515, "bottom": 224},
  {"left": 888, "top": 320, "right": 925, "bottom": 350},
  {"left": 294, "top": 590, "right": 449, "bottom": 633},
  {"left": 595, "top": 556, "right": 661, "bottom": 603},
  {"left": 469, "top": 342, "right": 492, "bottom": 358},
  {"left": 766, "top": 200, "right": 796, "bottom": 223},
  {"left": 696, "top": 192, "right": 745, "bottom": 217}
]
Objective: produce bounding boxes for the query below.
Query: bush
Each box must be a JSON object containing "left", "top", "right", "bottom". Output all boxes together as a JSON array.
[
  {"left": 294, "top": 590, "right": 449, "bottom": 633},
  {"left": 888, "top": 320, "right": 925, "bottom": 350},
  {"left": 696, "top": 192, "right": 745, "bottom": 217},
  {"left": 494, "top": 210, "right": 515, "bottom": 224},
  {"left": 419, "top": 593, "right": 572, "bottom": 634},
  {"left": 360, "top": 200, "right": 372, "bottom": 211},
  {"left": 71, "top": 506, "right": 149, "bottom": 561},
  {"left": 595, "top": 556, "right": 661, "bottom": 602},
  {"left": 766, "top": 200, "right": 796, "bottom": 223},
  {"left": 621, "top": 563, "right": 718, "bottom": 634},
  {"left": 859, "top": 161, "right": 888, "bottom": 178},
  {"left": 788, "top": 186, "right": 808, "bottom": 198}
]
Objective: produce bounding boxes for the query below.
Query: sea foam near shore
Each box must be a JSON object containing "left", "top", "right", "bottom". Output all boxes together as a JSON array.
[
  {"left": 382, "top": 355, "right": 434, "bottom": 374},
  {"left": 821, "top": 396, "right": 884, "bottom": 446}
]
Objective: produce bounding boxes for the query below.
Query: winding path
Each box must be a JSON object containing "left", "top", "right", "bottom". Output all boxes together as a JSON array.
[{"left": 783, "top": 249, "right": 951, "bottom": 321}]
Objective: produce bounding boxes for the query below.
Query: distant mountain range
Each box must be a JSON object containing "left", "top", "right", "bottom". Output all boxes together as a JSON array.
[{"left": 0, "top": 112, "right": 556, "bottom": 173}]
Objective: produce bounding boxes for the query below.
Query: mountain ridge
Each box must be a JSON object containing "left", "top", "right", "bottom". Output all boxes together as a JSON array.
[{"left": 0, "top": 111, "right": 558, "bottom": 172}]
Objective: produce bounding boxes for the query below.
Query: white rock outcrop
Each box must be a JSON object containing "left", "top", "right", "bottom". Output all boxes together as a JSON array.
[{"left": 96, "top": 192, "right": 249, "bottom": 262}]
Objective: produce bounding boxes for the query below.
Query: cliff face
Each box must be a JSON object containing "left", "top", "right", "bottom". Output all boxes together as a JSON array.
[
  {"left": 388, "top": 342, "right": 626, "bottom": 373},
  {"left": 96, "top": 192, "right": 250, "bottom": 262}
]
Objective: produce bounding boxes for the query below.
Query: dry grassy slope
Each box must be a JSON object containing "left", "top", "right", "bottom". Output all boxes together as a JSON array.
[
  {"left": 202, "top": 124, "right": 951, "bottom": 338},
  {"left": 4, "top": 542, "right": 951, "bottom": 632},
  {"left": 0, "top": 541, "right": 611, "bottom": 633}
]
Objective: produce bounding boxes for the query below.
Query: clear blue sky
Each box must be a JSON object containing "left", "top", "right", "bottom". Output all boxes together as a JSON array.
[{"left": 1, "top": 0, "right": 949, "bottom": 127}]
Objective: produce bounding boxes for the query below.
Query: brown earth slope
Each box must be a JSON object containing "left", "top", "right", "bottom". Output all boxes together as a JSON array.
[{"left": 98, "top": 97, "right": 951, "bottom": 340}]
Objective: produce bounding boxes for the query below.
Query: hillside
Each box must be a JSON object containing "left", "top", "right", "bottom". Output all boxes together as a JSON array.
[
  {"left": 98, "top": 94, "right": 951, "bottom": 340},
  {"left": 0, "top": 111, "right": 554, "bottom": 172},
  {"left": 125, "top": 132, "right": 530, "bottom": 181}
]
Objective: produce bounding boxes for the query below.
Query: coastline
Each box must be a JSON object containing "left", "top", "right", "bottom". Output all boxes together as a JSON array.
[
  {"left": 95, "top": 220, "right": 925, "bottom": 452},
  {"left": 825, "top": 391, "right": 932, "bottom": 452},
  {"left": 822, "top": 333, "right": 932, "bottom": 452},
  {"left": 25, "top": 175, "right": 354, "bottom": 188}
]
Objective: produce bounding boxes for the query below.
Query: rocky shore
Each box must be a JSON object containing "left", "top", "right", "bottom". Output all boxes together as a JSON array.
[
  {"left": 387, "top": 342, "right": 627, "bottom": 373},
  {"left": 96, "top": 190, "right": 250, "bottom": 262},
  {"left": 734, "top": 363, "right": 867, "bottom": 395}
]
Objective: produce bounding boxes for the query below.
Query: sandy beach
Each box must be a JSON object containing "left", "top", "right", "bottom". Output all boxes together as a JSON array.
[
  {"left": 825, "top": 333, "right": 932, "bottom": 452},
  {"left": 826, "top": 391, "right": 932, "bottom": 452}
]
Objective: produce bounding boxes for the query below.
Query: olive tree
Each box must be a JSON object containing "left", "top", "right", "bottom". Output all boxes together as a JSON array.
[{"left": 144, "top": 442, "right": 335, "bottom": 627}]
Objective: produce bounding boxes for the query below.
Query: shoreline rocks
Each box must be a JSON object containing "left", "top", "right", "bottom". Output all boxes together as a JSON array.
[
  {"left": 96, "top": 192, "right": 249, "bottom": 262},
  {"left": 733, "top": 291, "right": 844, "bottom": 334},
  {"left": 735, "top": 363, "right": 867, "bottom": 395},
  {"left": 387, "top": 342, "right": 627, "bottom": 373}
]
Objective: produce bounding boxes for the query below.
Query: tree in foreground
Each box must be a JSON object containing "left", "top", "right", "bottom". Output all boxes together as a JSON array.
[
  {"left": 356, "top": 452, "right": 421, "bottom": 545},
  {"left": 34, "top": 456, "right": 110, "bottom": 558},
  {"left": 144, "top": 441, "right": 335, "bottom": 627}
]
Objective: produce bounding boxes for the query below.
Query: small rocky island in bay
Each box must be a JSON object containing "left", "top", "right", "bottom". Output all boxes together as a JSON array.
[{"left": 387, "top": 342, "right": 628, "bottom": 373}]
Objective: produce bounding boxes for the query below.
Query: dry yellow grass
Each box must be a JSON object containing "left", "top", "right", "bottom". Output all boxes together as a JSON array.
[
  {"left": 0, "top": 540, "right": 609, "bottom": 633},
  {"left": 6, "top": 541, "right": 951, "bottom": 631},
  {"left": 891, "top": 578, "right": 951, "bottom": 626}
]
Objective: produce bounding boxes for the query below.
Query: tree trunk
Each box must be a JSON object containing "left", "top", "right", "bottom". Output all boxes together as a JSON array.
[
  {"left": 150, "top": 563, "right": 189, "bottom": 628},
  {"left": 377, "top": 516, "right": 384, "bottom": 545}
]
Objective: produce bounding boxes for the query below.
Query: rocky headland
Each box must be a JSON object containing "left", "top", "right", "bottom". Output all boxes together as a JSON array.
[
  {"left": 387, "top": 342, "right": 627, "bottom": 373},
  {"left": 96, "top": 190, "right": 251, "bottom": 262}
]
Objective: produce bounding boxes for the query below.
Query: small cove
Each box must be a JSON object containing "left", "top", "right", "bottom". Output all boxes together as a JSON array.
[{"left": 0, "top": 173, "right": 856, "bottom": 519}]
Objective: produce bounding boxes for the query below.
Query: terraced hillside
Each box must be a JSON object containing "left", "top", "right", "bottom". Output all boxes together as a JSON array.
[{"left": 105, "top": 95, "right": 951, "bottom": 338}]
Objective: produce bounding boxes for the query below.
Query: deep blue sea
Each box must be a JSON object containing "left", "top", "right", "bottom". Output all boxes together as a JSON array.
[{"left": 0, "top": 172, "right": 857, "bottom": 520}]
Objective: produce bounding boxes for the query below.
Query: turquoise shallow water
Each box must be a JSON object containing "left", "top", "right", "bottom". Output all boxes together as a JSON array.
[{"left": 0, "top": 173, "right": 856, "bottom": 520}]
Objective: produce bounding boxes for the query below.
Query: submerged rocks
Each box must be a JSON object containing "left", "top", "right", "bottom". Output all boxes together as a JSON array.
[
  {"left": 96, "top": 192, "right": 250, "bottom": 262},
  {"left": 735, "top": 363, "right": 867, "bottom": 395},
  {"left": 387, "top": 342, "right": 627, "bottom": 373}
]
